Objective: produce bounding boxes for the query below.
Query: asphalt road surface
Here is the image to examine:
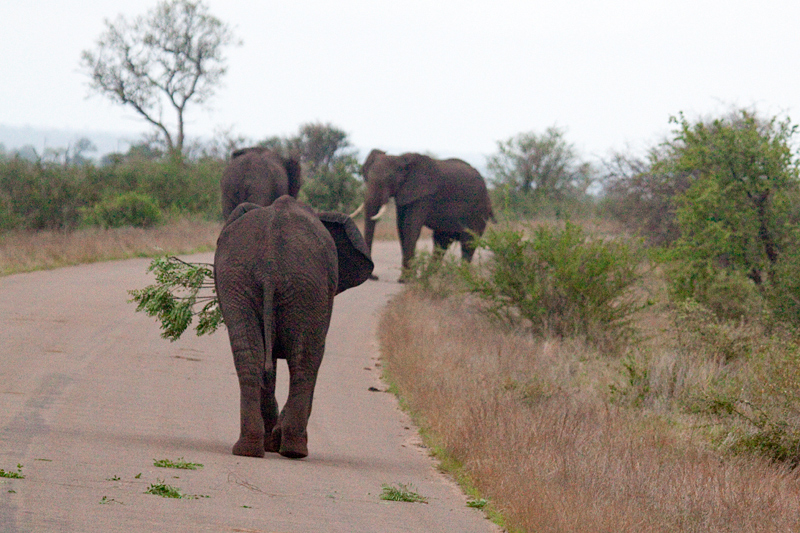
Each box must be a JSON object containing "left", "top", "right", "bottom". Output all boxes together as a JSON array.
[{"left": 0, "top": 241, "right": 498, "bottom": 533}]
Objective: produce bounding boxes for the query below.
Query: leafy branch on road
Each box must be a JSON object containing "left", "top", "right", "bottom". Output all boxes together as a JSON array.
[
  {"left": 154, "top": 457, "right": 204, "bottom": 470},
  {"left": 128, "top": 255, "right": 222, "bottom": 341}
]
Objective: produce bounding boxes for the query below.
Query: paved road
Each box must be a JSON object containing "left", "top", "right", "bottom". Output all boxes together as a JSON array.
[{"left": 0, "top": 241, "right": 497, "bottom": 532}]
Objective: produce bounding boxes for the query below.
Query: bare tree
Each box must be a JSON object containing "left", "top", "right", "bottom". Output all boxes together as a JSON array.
[{"left": 80, "top": 0, "right": 239, "bottom": 156}]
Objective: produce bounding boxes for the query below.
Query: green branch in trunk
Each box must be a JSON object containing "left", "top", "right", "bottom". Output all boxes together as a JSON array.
[{"left": 128, "top": 255, "right": 222, "bottom": 341}]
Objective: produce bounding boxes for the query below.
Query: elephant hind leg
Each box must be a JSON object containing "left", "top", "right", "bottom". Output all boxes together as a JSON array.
[
  {"left": 221, "top": 289, "right": 275, "bottom": 458},
  {"left": 460, "top": 234, "right": 477, "bottom": 262},
  {"left": 433, "top": 231, "right": 457, "bottom": 257}
]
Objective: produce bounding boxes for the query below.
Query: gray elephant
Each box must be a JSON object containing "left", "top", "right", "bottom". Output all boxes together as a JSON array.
[
  {"left": 220, "top": 146, "right": 302, "bottom": 218},
  {"left": 357, "top": 149, "right": 494, "bottom": 278},
  {"left": 214, "top": 196, "right": 374, "bottom": 458}
]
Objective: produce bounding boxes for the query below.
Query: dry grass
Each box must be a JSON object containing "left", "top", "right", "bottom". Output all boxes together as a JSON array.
[
  {"left": 379, "top": 290, "right": 800, "bottom": 532},
  {"left": 0, "top": 205, "right": 403, "bottom": 278},
  {"left": 0, "top": 218, "right": 222, "bottom": 276}
]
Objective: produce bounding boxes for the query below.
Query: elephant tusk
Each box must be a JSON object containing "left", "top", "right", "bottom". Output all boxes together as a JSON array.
[
  {"left": 349, "top": 203, "right": 364, "bottom": 218},
  {"left": 370, "top": 204, "right": 388, "bottom": 221}
]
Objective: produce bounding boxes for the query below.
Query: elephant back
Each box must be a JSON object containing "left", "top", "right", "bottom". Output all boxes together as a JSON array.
[{"left": 221, "top": 147, "right": 303, "bottom": 218}]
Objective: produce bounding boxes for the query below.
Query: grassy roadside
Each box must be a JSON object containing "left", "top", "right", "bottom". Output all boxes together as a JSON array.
[
  {"left": 0, "top": 209, "right": 403, "bottom": 278},
  {"left": 379, "top": 288, "right": 800, "bottom": 532},
  {"left": 0, "top": 218, "right": 222, "bottom": 277}
]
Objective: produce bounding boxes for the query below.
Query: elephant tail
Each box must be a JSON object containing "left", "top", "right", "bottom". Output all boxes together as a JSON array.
[{"left": 261, "top": 288, "right": 276, "bottom": 378}]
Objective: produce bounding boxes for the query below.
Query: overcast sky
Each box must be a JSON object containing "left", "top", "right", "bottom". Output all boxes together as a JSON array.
[{"left": 2, "top": 1, "right": 800, "bottom": 163}]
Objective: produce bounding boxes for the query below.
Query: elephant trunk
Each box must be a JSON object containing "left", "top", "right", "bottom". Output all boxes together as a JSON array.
[{"left": 362, "top": 200, "right": 383, "bottom": 253}]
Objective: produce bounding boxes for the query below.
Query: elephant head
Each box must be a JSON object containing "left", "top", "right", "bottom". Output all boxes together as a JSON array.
[
  {"left": 358, "top": 149, "right": 494, "bottom": 278},
  {"left": 220, "top": 147, "right": 302, "bottom": 218},
  {"left": 215, "top": 196, "right": 373, "bottom": 458}
]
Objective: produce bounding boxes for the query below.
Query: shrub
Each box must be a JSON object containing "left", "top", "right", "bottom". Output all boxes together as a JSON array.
[
  {"left": 405, "top": 251, "right": 468, "bottom": 299},
  {"left": 82, "top": 192, "right": 162, "bottom": 228},
  {"left": 0, "top": 159, "right": 88, "bottom": 229},
  {"left": 688, "top": 333, "right": 800, "bottom": 464},
  {"left": 300, "top": 159, "right": 363, "bottom": 213},
  {"left": 463, "top": 222, "right": 644, "bottom": 350}
]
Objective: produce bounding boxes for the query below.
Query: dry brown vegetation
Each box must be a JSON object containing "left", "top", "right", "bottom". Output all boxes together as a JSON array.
[
  {"left": 379, "top": 274, "right": 800, "bottom": 532},
  {"left": 0, "top": 218, "right": 222, "bottom": 276},
  {"left": 0, "top": 211, "right": 403, "bottom": 278}
]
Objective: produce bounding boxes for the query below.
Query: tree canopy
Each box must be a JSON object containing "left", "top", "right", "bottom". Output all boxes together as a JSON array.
[
  {"left": 488, "top": 126, "right": 594, "bottom": 199},
  {"left": 663, "top": 110, "right": 800, "bottom": 323},
  {"left": 80, "top": 0, "right": 239, "bottom": 156}
]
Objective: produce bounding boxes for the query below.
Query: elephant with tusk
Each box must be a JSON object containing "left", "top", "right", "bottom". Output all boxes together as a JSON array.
[{"left": 357, "top": 149, "right": 494, "bottom": 280}]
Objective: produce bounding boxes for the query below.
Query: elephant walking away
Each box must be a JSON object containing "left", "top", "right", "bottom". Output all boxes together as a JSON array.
[
  {"left": 220, "top": 147, "right": 302, "bottom": 218},
  {"left": 214, "top": 196, "right": 374, "bottom": 458},
  {"left": 357, "top": 150, "right": 494, "bottom": 279}
]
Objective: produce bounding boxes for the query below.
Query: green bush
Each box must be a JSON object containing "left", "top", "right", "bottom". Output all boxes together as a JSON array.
[
  {"left": 405, "top": 251, "right": 468, "bottom": 299},
  {"left": 463, "top": 222, "right": 644, "bottom": 350},
  {"left": 300, "top": 159, "right": 363, "bottom": 213},
  {"left": 662, "top": 110, "right": 800, "bottom": 327},
  {"left": 0, "top": 159, "right": 89, "bottom": 230},
  {"left": 0, "top": 157, "right": 224, "bottom": 231},
  {"left": 82, "top": 192, "right": 163, "bottom": 228}
]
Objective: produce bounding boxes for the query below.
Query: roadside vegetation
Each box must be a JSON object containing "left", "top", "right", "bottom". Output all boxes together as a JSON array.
[
  {"left": 3, "top": 92, "right": 799, "bottom": 531},
  {"left": 381, "top": 108, "right": 800, "bottom": 532}
]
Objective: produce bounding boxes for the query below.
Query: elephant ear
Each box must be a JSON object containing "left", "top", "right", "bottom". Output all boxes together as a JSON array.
[
  {"left": 282, "top": 156, "right": 303, "bottom": 198},
  {"left": 226, "top": 202, "right": 262, "bottom": 224},
  {"left": 394, "top": 153, "right": 441, "bottom": 206},
  {"left": 317, "top": 211, "right": 374, "bottom": 294}
]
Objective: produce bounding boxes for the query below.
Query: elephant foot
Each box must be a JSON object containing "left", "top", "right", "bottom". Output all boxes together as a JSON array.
[
  {"left": 271, "top": 427, "right": 308, "bottom": 459},
  {"left": 265, "top": 428, "right": 281, "bottom": 454},
  {"left": 232, "top": 436, "right": 266, "bottom": 458},
  {"left": 279, "top": 440, "right": 308, "bottom": 459}
]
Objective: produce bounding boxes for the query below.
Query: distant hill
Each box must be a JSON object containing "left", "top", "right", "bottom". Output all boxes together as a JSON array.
[{"left": 0, "top": 124, "right": 143, "bottom": 160}]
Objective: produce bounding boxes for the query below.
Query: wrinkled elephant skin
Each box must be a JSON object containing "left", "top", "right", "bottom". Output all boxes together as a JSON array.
[
  {"left": 214, "top": 196, "right": 373, "bottom": 458},
  {"left": 361, "top": 149, "right": 494, "bottom": 277},
  {"left": 220, "top": 147, "right": 302, "bottom": 219}
]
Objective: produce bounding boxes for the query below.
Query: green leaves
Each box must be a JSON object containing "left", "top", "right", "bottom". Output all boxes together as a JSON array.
[
  {"left": 128, "top": 255, "right": 222, "bottom": 341},
  {"left": 464, "top": 223, "right": 644, "bottom": 350},
  {"left": 661, "top": 110, "right": 800, "bottom": 326}
]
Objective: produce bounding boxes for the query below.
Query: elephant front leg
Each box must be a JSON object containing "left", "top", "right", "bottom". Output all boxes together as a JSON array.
[{"left": 396, "top": 202, "right": 429, "bottom": 279}]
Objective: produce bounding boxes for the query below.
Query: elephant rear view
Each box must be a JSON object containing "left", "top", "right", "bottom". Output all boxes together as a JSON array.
[
  {"left": 214, "top": 196, "right": 373, "bottom": 459},
  {"left": 220, "top": 147, "right": 302, "bottom": 218}
]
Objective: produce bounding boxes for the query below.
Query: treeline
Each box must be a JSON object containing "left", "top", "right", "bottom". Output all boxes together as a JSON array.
[
  {"left": 0, "top": 122, "right": 362, "bottom": 231},
  {"left": 3, "top": 109, "right": 800, "bottom": 326}
]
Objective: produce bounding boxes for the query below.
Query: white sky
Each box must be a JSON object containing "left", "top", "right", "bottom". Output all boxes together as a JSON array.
[{"left": 2, "top": 1, "right": 800, "bottom": 163}]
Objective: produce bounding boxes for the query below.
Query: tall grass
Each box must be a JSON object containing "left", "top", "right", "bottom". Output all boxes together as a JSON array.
[
  {"left": 379, "top": 290, "right": 800, "bottom": 532},
  {"left": 0, "top": 217, "right": 221, "bottom": 276}
]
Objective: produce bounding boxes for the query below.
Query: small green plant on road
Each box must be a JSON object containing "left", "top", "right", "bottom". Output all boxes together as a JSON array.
[
  {"left": 145, "top": 480, "right": 184, "bottom": 498},
  {"left": 154, "top": 457, "right": 204, "bottom": 470},
  {"left": 380, "top": 483, "right": 428, "bottom": 503},
  {"left": 467, "top": 498, "right": 488, "bottom": 509},
  {"left": 0, "top": 464, "right": 24, "bottom": 479}
]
